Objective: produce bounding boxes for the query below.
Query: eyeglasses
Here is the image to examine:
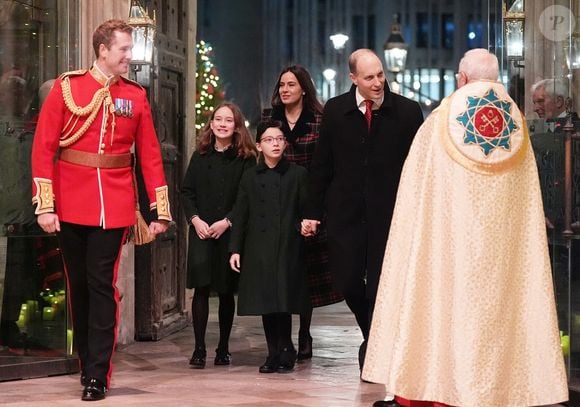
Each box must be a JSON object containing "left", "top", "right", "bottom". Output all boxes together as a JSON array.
[{"left": 260, "top": 136, "right": 286, "bottom": 144}]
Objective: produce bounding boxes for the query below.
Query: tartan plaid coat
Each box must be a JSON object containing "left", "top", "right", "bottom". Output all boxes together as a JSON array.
[{"left": 262, "top": 106, "right": 343, "bottom": 307}]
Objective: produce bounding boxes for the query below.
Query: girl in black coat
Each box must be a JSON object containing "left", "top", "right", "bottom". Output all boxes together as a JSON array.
[
  {"left": 182, "top": 102, "right": 257, "bottom": 368},
  {"left": 229, "top": 120, "right": 310, "bottom": 374}
]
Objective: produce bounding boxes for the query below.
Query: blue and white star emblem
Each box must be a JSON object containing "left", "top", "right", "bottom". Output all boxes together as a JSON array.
[{"left": 456, "top": 88, "right": 519, "bottom": 156}]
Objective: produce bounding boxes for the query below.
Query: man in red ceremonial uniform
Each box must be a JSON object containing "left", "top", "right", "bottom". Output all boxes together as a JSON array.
[{"left": 31, "top": 19, "right": 171, "bottom": 401}]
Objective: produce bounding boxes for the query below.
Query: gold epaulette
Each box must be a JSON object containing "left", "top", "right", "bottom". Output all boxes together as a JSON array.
[
  {"left": 59, "top": 69, "right": 88, "bottom": 80},
  {"left": 120, "top": 76, "right": 144, "bottom": 91}
]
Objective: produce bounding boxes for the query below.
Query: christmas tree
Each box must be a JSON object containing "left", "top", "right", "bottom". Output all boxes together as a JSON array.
[{"left": 195, "top": 41, "right": 226, "bottom": 130}]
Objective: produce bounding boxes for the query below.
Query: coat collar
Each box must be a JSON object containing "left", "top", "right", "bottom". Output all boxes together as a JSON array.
[
  {"left": 271, "top": 105, "right": 315, "bottom": 143},
  {"left": 256, "top": 157, "right": 290, "bottom": 174},
  {"left": 208, "top": 143, "right": 237, "bottom": 160},
  {"left": 338, "top": 84, "right": 394, "bottom": 115}
]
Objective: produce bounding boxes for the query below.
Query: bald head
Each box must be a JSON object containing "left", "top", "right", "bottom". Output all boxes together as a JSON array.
[
  {"left": 348, "top": 48, "right": 386, "bottom": 100},
  {"left": 348, "top": 49, "right": 381, "bottom": 74},
  {"left": 457, "top": 49, "right": 499, "bottom": 86}
]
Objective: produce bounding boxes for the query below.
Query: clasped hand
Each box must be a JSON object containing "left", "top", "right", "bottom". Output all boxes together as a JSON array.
[
  {"left": 149, "top": 220, "right": 169, "bottom": 236},
  {"left": 192, "top": 216, "right": 229, "bottom": 240}
]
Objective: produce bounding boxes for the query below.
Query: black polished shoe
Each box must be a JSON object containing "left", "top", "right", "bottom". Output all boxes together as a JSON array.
[
  {"left": 214, "top": 348, "right": 231, "bottom": 366},
  {"left": 80, "top": 371, "right": 88, "bottom": 386},
  {"left": 277, "top": 346, "right": 296, "bottom": 373},
  {"left": 259, "top": 355, "right": 279, "bottom": 374},
  {"left": 81, "top": 378, "right": 107, "bottom": 401},
  {"left": 358, "top": 340, "right": 367, "bottom": 370},
  {"left": 189, "top": 347, "right": 206, "bottom": 369},
  {"left": 297, "top": 333, "right": 312, "bottom": 361},
  {"left": 372, "top": 400, "right": 403, "bottom": 407}
]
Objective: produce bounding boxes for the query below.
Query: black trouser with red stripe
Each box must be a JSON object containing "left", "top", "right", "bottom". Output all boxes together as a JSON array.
[{"left": 58, "top": 222, "right": 127, "bottom": 388}]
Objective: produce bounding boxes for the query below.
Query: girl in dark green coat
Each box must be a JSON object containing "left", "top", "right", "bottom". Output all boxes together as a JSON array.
[
  {"left": 229, "top": 120, "right": 310, "bottom": 374},
  {"left": 181, "top": 102, "right": 257, "bottom": 369}
]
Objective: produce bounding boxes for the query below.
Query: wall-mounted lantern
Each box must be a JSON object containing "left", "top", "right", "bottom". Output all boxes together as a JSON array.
[
  {"left": 128, "top": 0, "right": 156, "bottom": 86},
  {"left": 503, "top": 0, "right": 525, "bottom": 63},
  {"left": 383, "top": 14, "right": 407, "bottom": 75}
]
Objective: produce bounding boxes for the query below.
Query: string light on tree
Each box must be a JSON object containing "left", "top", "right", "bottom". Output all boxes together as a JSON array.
[{"left": 195, "top": 41, "right": 226, "bottom": 130}]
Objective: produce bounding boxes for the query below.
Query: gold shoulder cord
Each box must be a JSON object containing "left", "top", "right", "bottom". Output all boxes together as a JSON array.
[{"left": 59, "top": 77, "right": 116, "bottom": 147}]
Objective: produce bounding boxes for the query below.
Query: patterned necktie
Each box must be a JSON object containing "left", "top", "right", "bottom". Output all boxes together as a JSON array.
[{"left": 364, "top": 99, "right": 373, "bottom": 130}]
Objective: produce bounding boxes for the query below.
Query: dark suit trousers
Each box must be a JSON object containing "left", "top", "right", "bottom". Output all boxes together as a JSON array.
[
  {"left": 58, "top": 222, "right": 127, "bottom": 387},
  {"left": 343, "top": 276, "right": 371, "bottom": 340}
]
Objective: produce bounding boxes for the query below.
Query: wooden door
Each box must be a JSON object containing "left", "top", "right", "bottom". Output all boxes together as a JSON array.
[{"left": 135, "top": 0, "right": 188, "bottom": 341}]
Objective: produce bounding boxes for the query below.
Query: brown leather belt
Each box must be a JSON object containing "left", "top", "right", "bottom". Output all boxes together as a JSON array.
[{"left": 59, "top": 149, "right": 133, "bottom": 168}]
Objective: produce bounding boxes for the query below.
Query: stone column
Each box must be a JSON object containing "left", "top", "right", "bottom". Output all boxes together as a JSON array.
[
  {"left": 79, "top": 1, "right": 131, "bottom": 68},
  {"left": 185, "top": 1, "right": 198, "bottom": 320}
]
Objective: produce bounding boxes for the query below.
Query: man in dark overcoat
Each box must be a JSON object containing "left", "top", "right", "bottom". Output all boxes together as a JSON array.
[{"left": 303, "top": 48, "right": 423, "bottom": 368}]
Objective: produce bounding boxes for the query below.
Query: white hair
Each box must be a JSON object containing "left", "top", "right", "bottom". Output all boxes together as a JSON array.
[
  {"left": 531, "top": 78, "right": 568, "bottom": 98},
  {"left": 458, "top": 49, "right": 499, "bottom": 81}
]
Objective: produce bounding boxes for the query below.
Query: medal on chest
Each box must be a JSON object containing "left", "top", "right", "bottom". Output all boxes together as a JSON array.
[{"left": 114, "top": 98, "right": 134, "bottom": 118}]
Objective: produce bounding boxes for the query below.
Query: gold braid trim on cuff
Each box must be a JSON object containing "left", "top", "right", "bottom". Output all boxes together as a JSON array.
[
  {"left": 59, "top": 77, "right": 115, "bottom": 148},
  {"left": 154, "top": 186, "right": 172, "bottom": 221},
  {"left": 32, "top": 178, "right": 55, "bottom": 214}
]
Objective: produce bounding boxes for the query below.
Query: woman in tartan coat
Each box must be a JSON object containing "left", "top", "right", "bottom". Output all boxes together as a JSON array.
[{"left": 262, "top": 65, "right": 343, "bottom": 361}]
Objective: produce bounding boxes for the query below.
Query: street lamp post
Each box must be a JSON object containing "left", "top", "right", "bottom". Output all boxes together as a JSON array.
[
  {"left": 322, "top": 68, "right": 337, "bottom": 101},
  {"left": 329, "top": 33, "right": 349, "bottom": 95},
  {"left": 329, "top": 33, "right": 349, "bottom": 50},
  {"left": 383, "top": 14, "right": 407, "bottom": 94}
]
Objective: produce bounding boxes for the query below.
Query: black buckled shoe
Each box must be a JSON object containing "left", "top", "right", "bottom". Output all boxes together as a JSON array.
[
  {"left": 259, "top": 355, "right": 279, "bottom": 374},
  {"left": 214, "top": 348, "right": 231, "bottom": 366},
  {"left": 80, "top": 372, "right": 88, "bottom": 386},
  {"left": 297, "top": 333, "right": 313, "bottom": 361},
  {"left": 81, "top": 378, "right": 107, "bottom": 401},
  {"left": 277, "top": 346, "right": 297, "bottom": 373},
  {"left": 189, "top": 347, "right": 206, "bottom": 369}
]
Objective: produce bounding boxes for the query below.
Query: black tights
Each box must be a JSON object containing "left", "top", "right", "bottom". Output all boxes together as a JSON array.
[
  {"left": 299, "top": 307, "right": 313, "bottom": 338},
  {"left": 191, "top": 285, "right": 235, "bottom": 352},
  {"left": 261, "top": 313, "right": 293, "bottom": 357}
]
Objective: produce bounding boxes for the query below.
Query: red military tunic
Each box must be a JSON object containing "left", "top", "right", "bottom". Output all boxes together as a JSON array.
[{"left": 31, "top": 66, "right": 171, "bottom": 227}]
